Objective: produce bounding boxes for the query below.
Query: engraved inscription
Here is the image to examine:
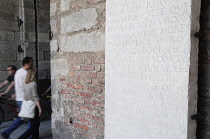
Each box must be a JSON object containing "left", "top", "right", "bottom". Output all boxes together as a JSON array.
[{"left": 106, "top": 0, "right": 193, "bottom": 138}]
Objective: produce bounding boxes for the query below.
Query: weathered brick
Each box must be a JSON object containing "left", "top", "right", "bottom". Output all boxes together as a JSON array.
[
  {"left": 92, "top": 115, "right": 104, "bottom": 123},
  {"left": 76, "top": 59, "right": 85, "bottom": 64},
  {"left": 69, "top": 71, "right": 74, "bottom": 77},
  {"left": 85, "top": 134, "right": 93, "bottom": 139},
  {"left": 60, "top": 89, "right": 71, "bottom": 94},
  {"left": 98, "top": 80, "right": 105, "bottom": 85},
  {"left": 95, "top": 65, "right": 101, "bottom": 72},
  {"left": 79, "top": 91, "right": 92, "bottom": 98},
  {"left": 87, "top": 72, "right": 97, "bottom": 78},
  {"left": 101, "top": 64, "right": 105, "bottom": 72},
  {"left": 59, "top": 77, "right": 66, "bottom": 81},
  {"left": 85, "top": 100, "right": 92, "bottom": 105},
  {"left": 81, "top": 65, "right": 95, "bottom": 71},
  {"left": 73, "top": 123, "right": 89, "bottom": 131},
  {"left": 95, "top": 58, "right": 105, "bottom": 64},
  {"left": 97, "top": 123, "right": 104, "bottom": 130},
  {"left": 88, "top": 86, "right": 102, "bottom": 94},
  {"left": 97, "top": 72, "right": 104, "bottom": 79},
  {"left": 75, "top": 71, "right": 87, "bottom": 77},
  {"left": 95, "top": 94, "right": 105, "bottom": 101},
  {"left": 68, "top": 83, "right": 83, "bottom": 90},
  {"left": 73, "top": 104, "right": 80, "bottom": 111},
  {"left": 73, "top": 98, "right": 85, "bottom": 104},
  {"left": 77, "top": 117, "right": 91, "bottom": 125},
  {"left": 64, "top": 94, "right": 73, "bottom": 100},
  {"left": 92, "top": 101, "right": 104, "bottom": 107},
  {"left": 92, "top": 123, "right": 98, "bottom": 128},
  {"left": 92, "top": 79, "right": 99, "bottom": 86},
  {"left": 70, "top": 78, "right": 80, "bottom": 83},
  {"left": 80, "top": 78, "right": 92, "bottom": 84},
  {"left": 90, "top": 129, "right": 103, "bottom": 137},
  {"left": 80, "top": 105, "right": 92, "bottom": 111},
  {"left": 92, "top": 79, "right": 104, "bottom": 86},
  {"left": 70, "top": 65, "right": 81, "bottom": 71},
  {"left": 70, "top": 60, "right": 76, "bottom": 64},
  {"left": 83, "top": 125, "right": 89, "bottom": 131},
  {"left": 86, "top": 59, "right": 92, "bottom": 65}
]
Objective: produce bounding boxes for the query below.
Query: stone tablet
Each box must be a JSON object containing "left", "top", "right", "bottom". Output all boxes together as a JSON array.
[{"left": 105, "top": 0, "right": 200, "bottom": 139}]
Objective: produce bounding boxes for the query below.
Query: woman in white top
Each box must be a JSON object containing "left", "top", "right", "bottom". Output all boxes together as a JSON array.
[{"left": 18, "top": 68, "right": 41, "bottom": 139}]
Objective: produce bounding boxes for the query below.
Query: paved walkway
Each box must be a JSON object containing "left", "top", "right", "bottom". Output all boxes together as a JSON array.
[{"left": 0, "top": 119, "right": 52, "bottom": 139}]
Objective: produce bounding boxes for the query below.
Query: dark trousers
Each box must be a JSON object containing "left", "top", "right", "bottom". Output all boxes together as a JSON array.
[
  {"left": 18, "top": 107, "right": 40, "bottom": 139},
  {"left": 2, "top": 101, "right": 25, "bottom": 136}
]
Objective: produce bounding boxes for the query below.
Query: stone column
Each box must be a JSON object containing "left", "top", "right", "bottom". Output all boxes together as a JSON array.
[{"left": 105, "top": 0, "right": 200, "bottom": 139}]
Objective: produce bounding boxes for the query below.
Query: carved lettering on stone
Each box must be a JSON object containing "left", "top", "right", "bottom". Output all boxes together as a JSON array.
[{"left": 105, "top": 0, "right": 198, "bottom": 138}]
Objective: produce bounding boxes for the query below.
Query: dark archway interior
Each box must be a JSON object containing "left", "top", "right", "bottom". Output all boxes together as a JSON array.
[
  {"left": 197, "top": 0, "right": 210, "bottom": 138},
  {"left": 0, "top": 0, "right": 51, "bottom": 83}
]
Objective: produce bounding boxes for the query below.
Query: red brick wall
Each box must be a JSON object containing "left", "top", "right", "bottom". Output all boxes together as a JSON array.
[
  {"left": 50, "top": 0, "right": 105, "bottom": 138},
  {"left": 57, "top": 54, "right": 105, "bottom": 138}
]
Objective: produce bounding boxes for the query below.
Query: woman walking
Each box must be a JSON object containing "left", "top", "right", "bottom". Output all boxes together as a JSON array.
[{"left": 18, "top": 69, "right": 41, "bottom": 139}]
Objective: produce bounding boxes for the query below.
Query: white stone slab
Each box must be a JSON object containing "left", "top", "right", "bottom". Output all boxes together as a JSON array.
[
  {"left": 59, "top": 31, "right": 104, "bottom": 52},
  {"left": 105, "top": 0, "right": 200, "bottom": 139},
  {"left": 61, "top": 8, "right": 98, "bottom": 34}
]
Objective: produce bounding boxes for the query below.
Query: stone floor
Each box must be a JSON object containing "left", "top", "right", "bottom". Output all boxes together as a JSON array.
[{"left": 0, "top": 119, "right": 52, "bottom": 139}]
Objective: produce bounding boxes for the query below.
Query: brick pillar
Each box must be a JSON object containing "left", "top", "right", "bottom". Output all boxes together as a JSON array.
[{"left": 50, "top": 0, "right": 105, "bottom": 138}]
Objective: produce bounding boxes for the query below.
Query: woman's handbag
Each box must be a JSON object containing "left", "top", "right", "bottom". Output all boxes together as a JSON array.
[{"left": 18, "top": 100, "right": 36, "bottom": 118}]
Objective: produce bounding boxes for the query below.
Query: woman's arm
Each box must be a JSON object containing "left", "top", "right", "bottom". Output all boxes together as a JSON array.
[
  {"left": 35, "top": 101, "right": 42, "bottom": 117},
  {"left": 32, "top": 83, "right": 42, "bottom": 116}
]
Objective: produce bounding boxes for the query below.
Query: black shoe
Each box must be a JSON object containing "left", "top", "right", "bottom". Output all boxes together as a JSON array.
[{"left": 1, "top": 132, "right": 9, "bottom": 139}]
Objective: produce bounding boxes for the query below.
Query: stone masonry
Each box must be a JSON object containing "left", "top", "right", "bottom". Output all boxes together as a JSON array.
[
  {"left": 0, "top": 0, "right": 21, "bottom": 82},
  {"left": 50, "top": 0, "right": 105, "bottom": 139},
  {"left": 0, "top": 0, "right": 50, "bottom": 83},
  {"left": 24, "top": 0, "right": 51, "bottom": 80}
]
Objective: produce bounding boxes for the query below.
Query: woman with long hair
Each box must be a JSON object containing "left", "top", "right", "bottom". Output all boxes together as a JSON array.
[{"left": 18, "top": 68, "right": 41, "bottom": 139}]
